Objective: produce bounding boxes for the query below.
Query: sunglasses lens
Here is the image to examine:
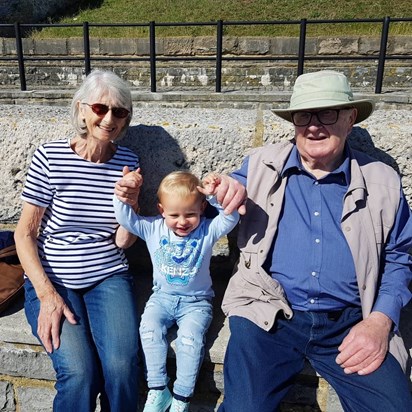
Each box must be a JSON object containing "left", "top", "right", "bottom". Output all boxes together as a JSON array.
[
  {"left": 91, "top": 104, "right": 109, "bottom": 116},
  {"left": 88, "top": 103, "right": 129, "bottom": 119},
  {"left": 112, "top": 108, "right": 130, "bottom": 119}
]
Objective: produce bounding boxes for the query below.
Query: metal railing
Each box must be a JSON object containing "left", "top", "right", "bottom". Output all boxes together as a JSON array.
[{"left": 0, "top": 17, "right": 411, "bottom": 93}]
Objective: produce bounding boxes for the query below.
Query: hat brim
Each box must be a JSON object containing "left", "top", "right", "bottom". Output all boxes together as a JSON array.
[{"left": 272, "top": 99, "right": 375, "bottom": 124}]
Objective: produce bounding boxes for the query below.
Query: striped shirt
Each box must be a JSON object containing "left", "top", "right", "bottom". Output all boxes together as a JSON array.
[{"left": 21, "top": 139, "right": 139, "bottom": 289}]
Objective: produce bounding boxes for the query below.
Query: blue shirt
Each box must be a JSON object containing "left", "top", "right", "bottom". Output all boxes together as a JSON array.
[
  {"left": 233, "top": 145, "right": 412, "bottom": 325},
  {"left": 113, "top": 196, "right": 239, "bottom": 298}
]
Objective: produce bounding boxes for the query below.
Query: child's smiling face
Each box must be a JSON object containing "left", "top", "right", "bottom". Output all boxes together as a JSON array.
[{"left": 158, "top": 193, "right": 206, "bottom": 237}]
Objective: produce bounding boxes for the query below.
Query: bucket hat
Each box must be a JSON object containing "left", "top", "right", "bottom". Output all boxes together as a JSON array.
[{"left": 273, "top": 70, "right": 374, "bottom": 124}]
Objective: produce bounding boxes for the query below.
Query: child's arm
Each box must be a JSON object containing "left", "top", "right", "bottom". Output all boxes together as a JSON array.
[{"left": 198, "top": 172, "right": 240, "bottom": 238}]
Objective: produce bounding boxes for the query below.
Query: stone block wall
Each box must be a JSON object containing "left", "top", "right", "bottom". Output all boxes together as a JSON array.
[
  {"left": 0, "top": 35, "right": 411, "bottom": 92},
  {"left": 1, "top": 101, "right": 412, "bottom": 223},
  {"left": 0, "top": 96, "right": 411, "bottom": 411}
]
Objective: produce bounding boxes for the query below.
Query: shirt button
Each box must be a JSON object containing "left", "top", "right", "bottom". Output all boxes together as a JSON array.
[
  {"left": 315, "top": 238, "right": 320, "bottom": 243},
  {"left": 264, "top": 321, "right": 268, "bottom": 325},
  {"left": 314, "top": 211, "right": 320, "bottom": 216},
  {"left": 310, "top": 298, "right": 315, "bottom": 304},
  {"left": 345, "top": 226, "right": 351, "bottom": 232},
  {"left": 314, "top": 181, "right": 319, "bottom": 186},
  {"left": 311, "top": 271, "right": 316, "bottom": 277}
]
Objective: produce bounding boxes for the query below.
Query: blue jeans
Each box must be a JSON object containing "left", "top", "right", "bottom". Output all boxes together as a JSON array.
[
  {"left": 219, "top": 309, "right": 412, "bottom": 412},
  {"left": 24, "top": 272, "right": 140, "bottom": 412},
  {"left": 139, "top": 290, "right": 213, "bottom": 398}
]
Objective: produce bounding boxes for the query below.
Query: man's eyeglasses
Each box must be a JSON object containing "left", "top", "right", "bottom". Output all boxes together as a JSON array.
[
  {"left": 82, "top": 103, "right": 130, "bottom": 119},
  {"left": 291, "top": 108, "right": 351, "bottom": 127}
]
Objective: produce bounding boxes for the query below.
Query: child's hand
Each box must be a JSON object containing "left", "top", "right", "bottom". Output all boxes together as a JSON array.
[{"left": 198, "top": 172, "right": 221, "bottom": 196}]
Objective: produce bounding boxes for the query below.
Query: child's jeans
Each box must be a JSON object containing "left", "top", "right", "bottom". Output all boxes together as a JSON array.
[{"left": 140, "top": 290, "right": 213, "bottom": 398}]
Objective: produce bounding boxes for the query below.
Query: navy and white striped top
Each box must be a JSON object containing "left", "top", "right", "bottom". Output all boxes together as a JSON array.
[{"left": 21, "top": 139, "right": 139, "bottom": 289}]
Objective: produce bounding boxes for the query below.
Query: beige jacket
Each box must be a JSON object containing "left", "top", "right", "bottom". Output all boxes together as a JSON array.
[{"left": 222, "top": 141, "right": 409, "bottom": 370}]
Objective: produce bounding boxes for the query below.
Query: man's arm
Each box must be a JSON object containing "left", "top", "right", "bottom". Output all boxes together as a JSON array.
[{"left": 336, "top": 192, "right": 412, "bottom": 375}]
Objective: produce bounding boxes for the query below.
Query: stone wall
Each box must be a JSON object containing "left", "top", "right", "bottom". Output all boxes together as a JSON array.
[
  {"left": 1, "top": 100, "right": 412, "bottom": 224},
  {"left": 0, "top": 96, "right": 412, "bottom": 411},
  {"left": 0, "top": 36, "right": 411, "bottom": 92}
]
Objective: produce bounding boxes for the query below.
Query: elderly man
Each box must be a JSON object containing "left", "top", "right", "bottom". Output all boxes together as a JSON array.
[{"left": 217, "top": 71, "right": 412, "bottom": 411}]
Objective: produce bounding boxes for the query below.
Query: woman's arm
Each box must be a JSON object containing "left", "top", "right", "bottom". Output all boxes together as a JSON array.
[
  {"left": 114, "top": 166, "right": 143, "bottom": 249},
  {"left": 14, "top": 202, "right": 76, "bottom": 353},
  {"left": 115, "top": 226, "right": 138, "bottom": 249}
]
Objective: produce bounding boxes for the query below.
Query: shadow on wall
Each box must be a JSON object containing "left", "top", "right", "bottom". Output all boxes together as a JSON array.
[
  {"left": 121, "top": 124, "right": 190, "bottom": 216},
  {"left": 348, "top": 126, "right": 400, "bottom": 174}
]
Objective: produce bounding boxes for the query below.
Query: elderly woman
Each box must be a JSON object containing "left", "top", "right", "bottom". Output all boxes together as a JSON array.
[{"left": 15, "top": 70, "right": 140, "bottom": 411}]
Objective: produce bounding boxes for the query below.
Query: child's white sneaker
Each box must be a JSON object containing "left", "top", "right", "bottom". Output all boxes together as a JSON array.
[{"left": 169, "top": 398, "right": 190, "bottom": 412}]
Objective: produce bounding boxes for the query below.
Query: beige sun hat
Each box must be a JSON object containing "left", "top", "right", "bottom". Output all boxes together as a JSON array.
[{"left": 273, "top": 70, "right": 375, "bottom": 124}]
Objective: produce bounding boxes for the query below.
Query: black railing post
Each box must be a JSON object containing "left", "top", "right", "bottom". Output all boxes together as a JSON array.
[
  {"left": 376, "top": 16, "right": 390, "bottom": 94},
  {"left": 215, "top": 20, "right": 223, "bottom": 92},
  {"left": 83, "top": 22, "right": 91, "bottom": 75},
  {"left": 297, "top": 18, "right": 307, "bottom": 76},
  {"left": 149, "top": 21, "right": 157, "bottom": 92},
  {"left": 14, "top": 22, "right": 27, "bottom": 91}
]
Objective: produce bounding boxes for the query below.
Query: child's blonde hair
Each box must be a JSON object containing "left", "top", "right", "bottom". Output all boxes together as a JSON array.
[{"left": 157, "top": 171, "right": 205, "bottom": 203}]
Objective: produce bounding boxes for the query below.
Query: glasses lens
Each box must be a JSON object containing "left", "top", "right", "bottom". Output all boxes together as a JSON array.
[
  {"left": 292, "top": 110, "right": 339, "bottom": 126},
  {"left": 317, "top": 109, "right": 339, "bottom": 125},
  {"left": 90, "top": 103, "right": 109, "bottom": 116},
  {"left": 88, "top": 104, "right": 129, "bottom": 119},
  {"left": 292, "top": 112, "right": 311, "bottom": 126},
  {"left": 111, "top": 107, "right": 130, "bottom": 119}
]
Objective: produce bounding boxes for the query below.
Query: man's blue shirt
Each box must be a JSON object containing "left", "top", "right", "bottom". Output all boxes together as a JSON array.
[{"left": 232, "top": 145, "right": 412, "bottom": 325}]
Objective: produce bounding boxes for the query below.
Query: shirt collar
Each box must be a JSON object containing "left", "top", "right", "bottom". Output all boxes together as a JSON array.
[{"left": 282, "top": 144, "right": 351, "bottom": 184}]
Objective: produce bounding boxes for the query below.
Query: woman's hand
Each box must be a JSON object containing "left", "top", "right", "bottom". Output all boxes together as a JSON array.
[
  {"left": 37, "top": 289, "right": 77, "bottom": 353},
  {"left": 14, "top": 202, "right": 77, "bottom": 353},
  {"left": 114, "top": 166, "right": 143, "bottom": 210}
]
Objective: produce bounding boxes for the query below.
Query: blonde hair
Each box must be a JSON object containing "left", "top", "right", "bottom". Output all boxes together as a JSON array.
[{"left": 157, "top": 171, "right": 205, "bottom": 203}]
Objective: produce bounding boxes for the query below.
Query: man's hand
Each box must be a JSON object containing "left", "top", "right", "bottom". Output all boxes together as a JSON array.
[
  {"left": 114, "top": 166, "right": 143, "bottom": 209},
  {"left": 336, "top": 311, "right": 392, "bottom": 375}
]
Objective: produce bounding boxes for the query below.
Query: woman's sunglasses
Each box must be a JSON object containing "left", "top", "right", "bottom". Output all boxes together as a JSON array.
[{"left": 82, "top": 103, "right": 130, "bottom": 119}]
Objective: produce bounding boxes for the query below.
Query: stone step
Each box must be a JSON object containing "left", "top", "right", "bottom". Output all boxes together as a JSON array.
[{"left": 0, "top": 241, "right": 346, "bottom": 411}]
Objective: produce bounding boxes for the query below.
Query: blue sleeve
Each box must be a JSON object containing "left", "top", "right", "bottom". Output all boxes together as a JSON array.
[
  {"left": 230, "top": 156, "right": 249, "bottom": 186},
  {"left": 206, "top": 196, "right": 240, "bottom": 241},
  {"left": 372, "top": 192, "right": 412, "bottom": 327},
  {"left": 113, "top": 195, "right": 155, "bottom": 241}
]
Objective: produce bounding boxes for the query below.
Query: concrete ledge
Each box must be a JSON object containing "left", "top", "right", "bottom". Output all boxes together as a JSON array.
[
  {"left": 1, "top": 241, "right": 347, "bottom": 412},
  {"left": 0, "top": 89, "right": 411, "bottom": 110}
]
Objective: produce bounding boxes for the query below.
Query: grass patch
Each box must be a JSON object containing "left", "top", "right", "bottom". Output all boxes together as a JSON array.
[{"left": 30, "top": 0, "right": 412, "bottom": 38}]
